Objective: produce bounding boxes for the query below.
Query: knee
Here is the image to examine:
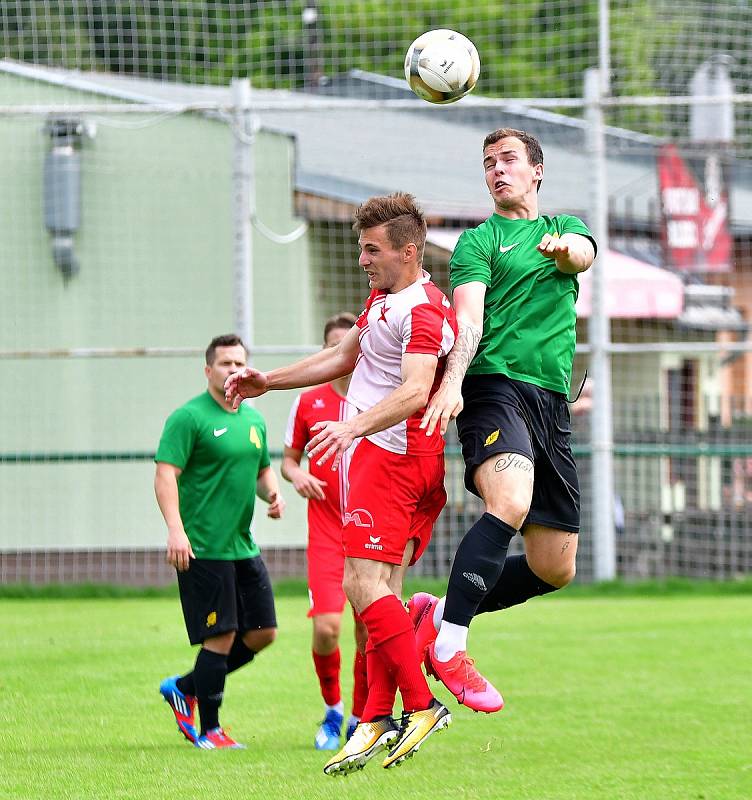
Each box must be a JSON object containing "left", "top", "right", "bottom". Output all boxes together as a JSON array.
[
  {"left": 313, "top": 618, "right": 341, "bottom": 651},
  {"left": 242, "top": 627, "right": 276, "bottom": 652},
  {"left": 534, "top": 561, "right": 576, "bottom": 589},
  {"left": 485, "top": 496, "right": 530, "bottom": 531}
]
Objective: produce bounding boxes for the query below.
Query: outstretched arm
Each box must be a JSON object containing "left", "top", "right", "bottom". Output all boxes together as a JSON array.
[
  {"left": 225, "top": 325, "right": 361, "bottom": 408},
  {"left": 306, "top": 351, "right": 439, "bottom": 470},
  {"left": 420, "top": 281, "right": 486, "bottom": 436}
]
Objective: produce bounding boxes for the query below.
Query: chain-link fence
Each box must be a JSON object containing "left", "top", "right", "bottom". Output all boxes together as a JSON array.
[{"left": 1, "top": 1, "right": 751, "bottom": 584}]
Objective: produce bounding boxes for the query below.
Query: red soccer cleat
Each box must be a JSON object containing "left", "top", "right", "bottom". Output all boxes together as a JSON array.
[
  {"left": 406, "top": 592, "right": 440, "bottom": 657},
  {"left": 425, "top": 642, "right": 504, "bottom": 714}
]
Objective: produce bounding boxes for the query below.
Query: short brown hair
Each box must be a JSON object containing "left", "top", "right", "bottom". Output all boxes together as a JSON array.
[
  {"left": 353, "top": 192, "right": 427, "bottom": 263},
  {"left": 205, "top": 334, "right": 247, "bottom": 365},
  {"left": 323, "top": 312, "right": 357, "bottom": 343},
  {"left": 483, "top": 128, "right": 544, "bottom": 191}
]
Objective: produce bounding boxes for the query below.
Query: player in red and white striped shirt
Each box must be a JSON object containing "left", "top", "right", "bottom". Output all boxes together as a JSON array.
[
  {"left": 226, "top": 193, "right": 457, "bottom": 774},
  {"left": 282, "top": 313, "right": 368, "bottom": 751}
]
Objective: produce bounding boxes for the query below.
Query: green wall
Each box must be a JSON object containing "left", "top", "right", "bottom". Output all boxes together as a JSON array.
[{"left": 0, "top": 72, "right": 313, "bottom": 551}]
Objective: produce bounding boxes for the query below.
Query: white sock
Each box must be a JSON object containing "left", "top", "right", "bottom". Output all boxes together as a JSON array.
[
  {"left": 347, "top": 714, "right": 360, "bottom": 728},
  {"left": 432, "top": 596, "right": 446, "bottom": 632},
  {"left": 433, "top": 621, "right": 469, "bottom": 662},
  {"left": 326, "top": 700, "right": 344, "bottom": 716}
]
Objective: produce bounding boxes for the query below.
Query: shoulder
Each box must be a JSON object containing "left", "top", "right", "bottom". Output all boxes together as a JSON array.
[{"left": 165, "top": 394, "right": 205, "bottom": 426}]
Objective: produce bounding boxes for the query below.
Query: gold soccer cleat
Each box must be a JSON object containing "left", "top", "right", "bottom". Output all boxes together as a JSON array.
[
  {"left": 322, "top": 718, "right": 400, "bottom": 776},
  {"left": 382, "top": 698, "right": 451, "bottom": 769}
]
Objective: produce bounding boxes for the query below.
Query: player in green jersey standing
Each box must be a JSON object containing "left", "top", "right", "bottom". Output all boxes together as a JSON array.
[
  {"left": 409, "top": 128, "right": 596, "bottom": 712},
  {"left": 155, "top": 334, "right": 285, "bottom": 748}
]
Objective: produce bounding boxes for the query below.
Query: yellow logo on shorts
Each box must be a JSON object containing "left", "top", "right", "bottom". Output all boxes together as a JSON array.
[
  {"left": 206, "top": 611, "right": 217, "bottom": 627},
  {"left": 484, "top": 429, "right": 500, "bottom": 447}
]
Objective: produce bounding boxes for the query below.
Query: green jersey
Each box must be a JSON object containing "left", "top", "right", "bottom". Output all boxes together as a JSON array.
[
  {"left": 155, "top": 392, "right": 271, "bottom": 560},
  {"left": 450, "top": 213, "right": 594, "bottom": 395}
]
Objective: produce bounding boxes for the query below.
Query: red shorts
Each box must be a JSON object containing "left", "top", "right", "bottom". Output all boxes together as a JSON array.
[
  {"left": 343, "top": 438, "right": 446, "bottom": 566},
  {"left": 307, "top": 527, "right": 346, "bottom": 618}
]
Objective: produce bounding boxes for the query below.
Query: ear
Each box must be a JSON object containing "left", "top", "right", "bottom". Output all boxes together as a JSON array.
[
  {"left": 404, "top": 242, "right": 418, "bottom": 262},
  {"left": 204, "top": 364, "right": 211, "bottom": 379},
  {"left": 533, "top": 163, "right": 544, "bottom": 182}
]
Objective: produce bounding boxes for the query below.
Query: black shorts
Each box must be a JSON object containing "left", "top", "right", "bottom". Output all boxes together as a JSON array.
[
  {"left": 456, "top": 374, "right": 580, "bottom": 533},
  {"left": 177, "top": 556, "right": 277, "bottom": 645}
]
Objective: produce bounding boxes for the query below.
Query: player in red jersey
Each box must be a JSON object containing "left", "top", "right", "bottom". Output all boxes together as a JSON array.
[
  {"left": 282, "top": 312, "right": 369, "bottom": 751},
  {"left": 226, "top": 193, "right": 458, "bottom": 775}
]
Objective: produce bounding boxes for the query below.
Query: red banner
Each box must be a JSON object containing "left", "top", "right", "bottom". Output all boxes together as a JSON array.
[{"left": 657, "top": 144, "right": 732, "bottom": 273}]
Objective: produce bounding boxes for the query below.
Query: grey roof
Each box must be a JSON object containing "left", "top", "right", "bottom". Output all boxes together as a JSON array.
[{"left": 4, "top": 60, "right": 752, "bottom": 231}]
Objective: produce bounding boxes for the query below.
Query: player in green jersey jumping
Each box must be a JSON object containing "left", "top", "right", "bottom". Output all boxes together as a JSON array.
[
  {"left": 408, "top": 128, "right": 596, "bottom": 712},
  {"left": 154, "top": 334, "right": 285, "bottom": 748}
]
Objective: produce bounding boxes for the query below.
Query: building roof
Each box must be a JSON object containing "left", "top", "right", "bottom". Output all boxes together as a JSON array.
[{"left": 4, "top": 59, "right": 752, "bottom": 232}]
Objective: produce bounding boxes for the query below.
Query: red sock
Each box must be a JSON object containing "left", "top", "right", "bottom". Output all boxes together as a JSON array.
[
  {"left": 360, "top": 641, "right": 397, "bottom": 721},
  {"left": 360, "top": 595, "right": 433, "bottom": 713},
  {"left": 312, "top": 648, "right": 341, "bottom": 706},
  {"left": 351, "top": 649, "right": 368, "bottom": 719}
]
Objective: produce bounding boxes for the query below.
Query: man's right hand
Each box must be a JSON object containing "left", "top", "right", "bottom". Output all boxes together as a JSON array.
[
  {"left": 224, "top": 367, "right": 268, "bottom": 408},
  {"left": 419, "top": 380, "right": 463, "bottom": 436},
  {"left": 166, "top": 527, "right": 195, "bottom": 572},
  {"left": 291, "top": 470, "right": 328, "bottom": 501}
]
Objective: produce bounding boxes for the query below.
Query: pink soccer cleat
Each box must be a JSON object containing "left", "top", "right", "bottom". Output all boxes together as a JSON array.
[
  {"left": 194, "top": 727, "right": 246, "bottom": 749},
  {"left": 425, "top": 642, "right": 504, "bottom": 714},
  {"left": 406, "top": 592, "right": 440, "bottom": 656}
]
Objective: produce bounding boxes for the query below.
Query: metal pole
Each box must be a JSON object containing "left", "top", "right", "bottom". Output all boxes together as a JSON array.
[
  {"left": 585, "top": 66, "right": 616, "bottom": 581},
  {"left": 231, "top": 78, "right": 254, "bottom": 359}
]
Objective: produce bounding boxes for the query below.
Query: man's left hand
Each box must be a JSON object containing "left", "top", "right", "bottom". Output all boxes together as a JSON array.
[
  {"left": 537, "top": 232, "right": 569, "bottom": 262},
  {"left": 306, "top": 420, "right": 358, "bottom": 470},
  {"left": 266, "top": 491, "right": 286, "bottom": 519}
]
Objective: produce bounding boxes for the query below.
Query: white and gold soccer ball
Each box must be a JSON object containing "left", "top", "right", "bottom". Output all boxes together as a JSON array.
[{"left": 404, "top": 29, "right": 480, "bottom": 105}]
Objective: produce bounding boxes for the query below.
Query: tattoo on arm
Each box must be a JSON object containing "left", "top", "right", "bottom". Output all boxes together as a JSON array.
[
  {"left": 561, "top": 533, "right": 575, "bottom": 553},
  {"left": 494, "top": 453, "right": 534, "bottom": 473},
  {"left": 443, "top": 321, "right": 482, "bottom": 384}
]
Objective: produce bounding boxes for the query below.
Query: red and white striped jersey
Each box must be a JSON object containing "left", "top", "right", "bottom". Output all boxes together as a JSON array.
[
  {"left": 285, "top": 383, "right": 357, "bottom": 535},
  {"left": 348, "top": 271, "right": 457, "bottom": 456}
]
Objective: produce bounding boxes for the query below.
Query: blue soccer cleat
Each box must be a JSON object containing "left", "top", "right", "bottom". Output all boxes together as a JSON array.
[
  {"left": 315, "top": 707, "right": 344, "bottom": 750},
  {"left": 159, "top": 675, "right": 198, "bottom": 743}
]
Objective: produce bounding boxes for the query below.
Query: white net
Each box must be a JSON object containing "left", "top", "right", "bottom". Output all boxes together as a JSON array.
[{"left": 1, "top": 1, "right": 751, "bottom": 584}]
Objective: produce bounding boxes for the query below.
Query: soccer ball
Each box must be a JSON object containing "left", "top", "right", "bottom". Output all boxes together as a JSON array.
[{"left": 404, "top": 29, "right": 480, "bottom": 105}]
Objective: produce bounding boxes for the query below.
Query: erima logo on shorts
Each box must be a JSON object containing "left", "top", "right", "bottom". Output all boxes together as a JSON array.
[
  {"left": 463, "top": 572, "right": 487, "bottom": 591},
  {"left": 344, "top": 508, "right": 374, "bottom": 528},
  {"left": 206, "top": 611, "right": 217, "bottom": 627},
  {"left": 365, "top": 534, "right": 383, "bottom": 551},
  {"left": 484, "top": 429, "right": 500, "bottom": 446}
]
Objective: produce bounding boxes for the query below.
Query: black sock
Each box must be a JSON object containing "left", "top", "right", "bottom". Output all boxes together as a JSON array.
[
  {"left": 176, "top": 673, "right": 195, "bottom": 696},
  {"left": 226, "top": 637, "right": 256, "bottom": 673},
  {"left": 175, "top": 638, "right": 256, "bottom": 698},
  {"left": 476, "top": 554, "right": 558, "bottom": 614},
  {"left": 443, "top": 513, "right": 516, "bottom": 627},
  {"left": 193, "top": 648, "right": 228, "bottom": 735}
]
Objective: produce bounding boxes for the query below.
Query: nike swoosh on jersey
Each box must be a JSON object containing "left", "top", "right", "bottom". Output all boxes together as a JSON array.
[
  {"left": 213, "top": 427, "right": 228, "bottom": 437},
  {"left": 499, "top": 243, "right": 521, "bottom": 253}
]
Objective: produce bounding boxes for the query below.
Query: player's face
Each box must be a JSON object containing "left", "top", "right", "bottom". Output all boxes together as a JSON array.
[
  {"left": 324, "top": 327, "right": 348, "bottom": 349},
  {"left": 358, "top": 224, "right": 409, "bottom": 292},
  {"left": 483, "top": 136, "right": 543, "bottom": 210},
  {"left": 205, "top": 345, "right": 247, "bottom": 395}
]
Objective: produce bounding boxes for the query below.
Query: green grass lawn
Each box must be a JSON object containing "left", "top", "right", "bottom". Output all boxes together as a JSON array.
[{"left": 1, "top": 589, "right": 751, "bottom": 800}]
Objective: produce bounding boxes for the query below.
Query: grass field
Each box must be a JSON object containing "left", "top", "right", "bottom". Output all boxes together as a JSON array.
[{"left": 2, "top": 585, "right": 751, "bottom": 800}]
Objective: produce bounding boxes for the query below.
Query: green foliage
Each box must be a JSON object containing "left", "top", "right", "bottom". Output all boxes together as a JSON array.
[{"left": 1, "top": 0, "right": 749, "bottom": 137}]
